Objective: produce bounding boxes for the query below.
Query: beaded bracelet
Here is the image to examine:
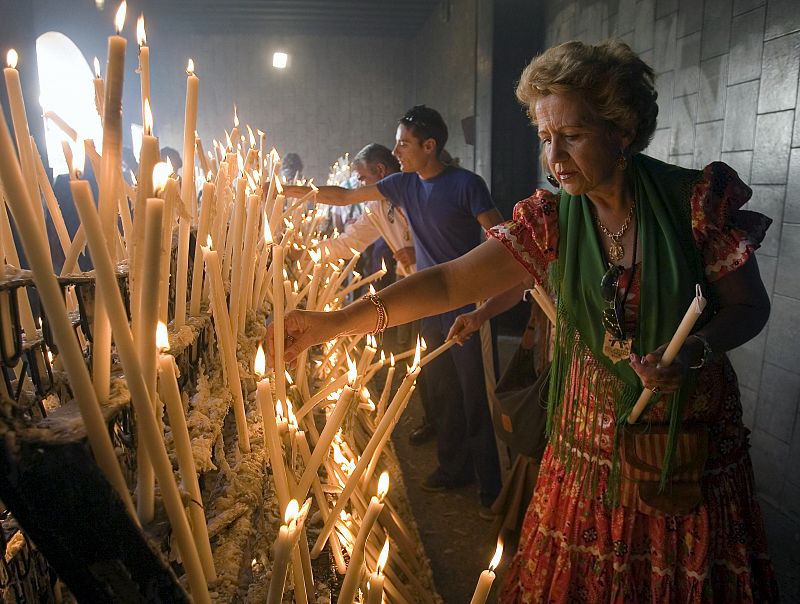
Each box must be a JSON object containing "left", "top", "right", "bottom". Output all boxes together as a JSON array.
[{"left": 362, "top": 293, "right": 389, "bottom": 335}]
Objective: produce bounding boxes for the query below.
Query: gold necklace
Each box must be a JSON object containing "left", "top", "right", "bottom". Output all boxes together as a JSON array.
[{"left": 594, "top": 201, "right": 635, "bottom": 262}]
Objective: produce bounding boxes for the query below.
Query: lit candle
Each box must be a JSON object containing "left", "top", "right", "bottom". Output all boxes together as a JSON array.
[
  {"left": 236, "top": 193, "right": 259, "bottom": 332},
  {"left": 132, "top": 100, "right": 159, "bottom": 329},
  {"left": 134, "top": 189, "right": 165, "bottom": 523},
  {"left": 189, "top": 174, "right": 216, "bottom": 316},
  {"left": 420, "top": 337, "right": 457, "bottom": 367},
  {"left": 71, "top": 154, "right": 211, "bottom": 603},
  {"left": 312, "top": 342, "right": 421, "bottom": 556},
  {"left": 201, "top": 237, "right": 251, "bottom": 452},
  {"left": 254, "top": 345, "right": 291, "bottom": 510},
  {"left": 92, "top": 57, "right": 105, "bottom": 117},
  {"left": 266, "top": 498, "right": 311, "bottom": 604},
  {"left": 174, "top": 58, "right": 199, "bottom": 328},
  {"left": 224, "top": 174, "right": 246, "bottom": 287},
  {"left": 377, "top": 353, "right": 395, "bottom": 420},
  {"left": 93, "top": 0, "right": 128, "bottom": 403},
  {"left": 272, "top": 243, "right": 286, "bottom": 404},
  {"left": 627, "top": 284, "right": 708, "bottom": 424},
  {"left": 294, "top": 356, "right": 358, "bottom": 500},
  {"left": 338, "top": 472, "right": 390, "bottom": 604},
  {"left": 366, "top": 538, "right": 389, "bottom": 604},
  {"left": 136, "top": 14, "right": 150, "bottom": 127},
  {"left": 3, "top": 49, "right": 44, "bottom": 231},
  {"left": 469, "top": 541, "right": 503, "bottom": 604},
  {"left": 156, "top": 322, "right": 216, "bottom": 581},
  {"left": 0, "top": 108, "right": 135, "bottom": 518}
]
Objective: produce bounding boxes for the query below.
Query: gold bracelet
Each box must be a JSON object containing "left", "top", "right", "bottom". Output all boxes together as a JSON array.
[{"left": 362, "top": 293, "right": 389, "bottom": 335}]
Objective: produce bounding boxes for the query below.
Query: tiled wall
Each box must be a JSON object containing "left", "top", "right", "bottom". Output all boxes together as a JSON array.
[{"left": 539, "top": 0, "right": 800, "bottom": 521}]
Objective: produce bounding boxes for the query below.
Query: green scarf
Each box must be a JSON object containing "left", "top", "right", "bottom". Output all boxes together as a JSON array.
[{"left": 547, "top": 154, "right": 707, "bottom": 500}]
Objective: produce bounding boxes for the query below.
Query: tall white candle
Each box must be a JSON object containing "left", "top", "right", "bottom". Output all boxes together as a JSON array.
[
  {"left": 366, "top": 538, "right": 389, "bottom": 604},
  {"left": 174, "top": 59, "right": 199, "bottom": 328},
  {"left": 272, "top": 243, "right": 286, "bottom": 405},
  {"left": 189, "top": 177, "right": 215, "bottom": 316},
  {"left": 0, "top": 107, "right": 135, "bottom": 519},
  {"left": 134, "top": 195, "right": 164, "bottom": 522},
  {"left": 3, "top": 50, "right": 44, "bottom": 231},
  {"left": 201, "top": 240, "right": 251, "bottom": 452},
  {"left": 72, "top": 163, "right": 211, "bottom": 603},
  {"left": 136, "top": 15, "right": 150, "bottom": 127},
  {"left": 338, "top": 473, "right": 390, "bottom": 604},
  {"left": 628, "top": 285, "right": 707, "bottom": 424},
  {"left": 157, "top": 323, "right": 216, "bottom": 581}
]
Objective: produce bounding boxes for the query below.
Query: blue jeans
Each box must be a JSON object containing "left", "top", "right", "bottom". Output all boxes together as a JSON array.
[{"left": 418, "top": 311, "right": 501, "bottom": 505}]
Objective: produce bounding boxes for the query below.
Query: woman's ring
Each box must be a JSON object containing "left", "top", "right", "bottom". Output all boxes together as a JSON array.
[{"left": 651, "top": 386, "right": 660, "bottom": 394}]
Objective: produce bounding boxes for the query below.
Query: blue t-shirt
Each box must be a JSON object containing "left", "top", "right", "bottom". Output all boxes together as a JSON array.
[{"left": 376, "top": 166, "right": 496, "bottom": 271}]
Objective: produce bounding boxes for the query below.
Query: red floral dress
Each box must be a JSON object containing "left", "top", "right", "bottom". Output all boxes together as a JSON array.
[{"left": 488, "top": 162, "right": 778, "bottom": 603}]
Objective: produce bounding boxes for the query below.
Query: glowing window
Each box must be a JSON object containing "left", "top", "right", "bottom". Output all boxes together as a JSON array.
[
  {"left": 272, "top": 52, "right": 288, "bottom": 69},
  {"left": 36, "top": 32, "right": 102, "bottom": 176}
]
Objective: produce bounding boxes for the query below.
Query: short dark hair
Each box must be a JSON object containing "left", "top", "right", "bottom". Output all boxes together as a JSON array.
[
  {"left": 399, "top": 105, "right": 448, "bottom": 156},
  {"left": 352, "top": 143, "right": 400, "bottom": 173}
]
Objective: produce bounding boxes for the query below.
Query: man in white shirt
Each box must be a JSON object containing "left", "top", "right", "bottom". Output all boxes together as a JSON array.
[{"left": 316, "top": 143, "right": 416, "bottom": 275}]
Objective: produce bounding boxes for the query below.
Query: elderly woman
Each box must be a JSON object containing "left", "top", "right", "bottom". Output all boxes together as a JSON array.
[{"left": 270, "top": 40, "right": 777, "bottom": 601}]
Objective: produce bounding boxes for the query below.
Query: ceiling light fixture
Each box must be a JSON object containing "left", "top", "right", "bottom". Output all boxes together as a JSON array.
[{"left": 272, "top": 52, "right": 288, "bottom": 69}]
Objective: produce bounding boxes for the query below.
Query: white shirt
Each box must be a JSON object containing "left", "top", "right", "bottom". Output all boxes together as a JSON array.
[{"left": 318, "top": 199, "right": 416, "bottom": 276}]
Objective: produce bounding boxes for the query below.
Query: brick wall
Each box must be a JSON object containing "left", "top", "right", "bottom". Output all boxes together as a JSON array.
[{"left": 538, "top": 0, "right": 800, "bottom": 530}]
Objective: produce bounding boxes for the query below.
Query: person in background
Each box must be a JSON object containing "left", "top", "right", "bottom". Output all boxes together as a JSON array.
[
  {"left": 274, "top": 41, "right": 777, "bottom": 601},
  {"left": 285, "top": 105, "right": 504, "bottom": 513},
  {"left": 314, "top": 143, "right": 415, "bottom": 283},
  {"left": 280, "top": 152, "right": 304, "bottom": 183}
]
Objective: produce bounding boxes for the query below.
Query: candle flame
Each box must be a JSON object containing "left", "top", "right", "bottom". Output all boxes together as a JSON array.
[
  {"left": 286, "top": 400, "right": 297, "bottom": 426},
  {"left": 376, "top": 538, "right": 390, "bottom": 573},
  {"left": 390, "top": 352, "right": 395, "bottom": 367},
  {"left": 254, "top": 344, "right": 266, "bottom": 377},
  {"left": 379, "top": 350, "right": 385, "bottom": 363},
  {"left": 186, "top": 58, "right": 195, "bottom": 75},
  {"left": 156, "top": 321, "right": 170, "bottom": 351},
  {"left": 369, "top": 284, "right": 376, "bottom": 296},
  {"left": 420, "top": 336, "right": 427, "bottom": 351},
  {"left": 237, "top": 150, "right": 244, "bottom": 174},
  {"left": 308, "top": 248, "right": 320, "bottom": 263},
  {"left": 410, "top": 337, "right": 421, "bottom": 372},
  {"left": 489, "top": 540, "right": 503, "bottom": 571},
  {"left": 346, "top": 351, "right": 357, "bottom": 385},
  {"left": 276, "top": 178, "right": 284, "bottom": 194},
  {"left": 206, "top": 234, "right": 214, "bottom": 249},
  {"left": 71, "top": 138, "right": 86, "bottom": 177},
  {"left": 136, "top": 15, "right": 146, "bottom": 46},
  {"left": 276, "top": 399, "right": 284, "bottom": 419},
  {"left": 247, "top": 125, "right": 256, "bottom": 148},
  {"left": 225, "top": 130, "right": 232, "bottom": 150},
  {"left": 233, "top": 104, "right": 239, "bottom": 128},
  {"left": 152, "top": 161, "right": 171, "bottom": 193},
  {"left": 284, "top": 499, "right": 299, "bottom": 525},
  {"left": 93, "top": 57, "right": 101, "bottom": 78},
  {"left": 381, "top": 257, "right": 387, "bottom": 272},
  {"left": 6, "top": 49, "right": 18, "bottom": 69},
  {"left": 284, "top": 369, "right": 293, "bottom": 384},
  {"left": 114, "top": 1, "right": 127, "bottom": 33},
  {"left": 143, "top": 98, "right": 153, "bottom": 135},
  {"left": 377, "top": 471, "right": 390, "bottom": 500},
  {"left": 47, "top": 349, "right": 54, "bottom": 365}
]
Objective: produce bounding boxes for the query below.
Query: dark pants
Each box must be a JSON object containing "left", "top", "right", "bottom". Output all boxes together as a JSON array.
[{"left": 418, "top": 311, "right": 501, "bottom": 505}]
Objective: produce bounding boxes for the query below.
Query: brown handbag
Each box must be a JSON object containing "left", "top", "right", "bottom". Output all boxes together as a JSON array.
[{"left": 619, "top": 422, "right": 708, "bottom": 516}]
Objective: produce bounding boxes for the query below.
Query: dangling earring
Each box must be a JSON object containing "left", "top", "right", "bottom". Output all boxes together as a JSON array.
[
  {"left": 546, "top": 173, "right": 560, "bottom": 188},
  {"left": 615, "top": 149, "right": 628, "bottom": 171}
]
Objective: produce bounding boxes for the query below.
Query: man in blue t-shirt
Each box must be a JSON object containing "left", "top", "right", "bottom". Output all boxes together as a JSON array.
[{"left": 286, "top": 106, "right": 503, "bottom": 510}]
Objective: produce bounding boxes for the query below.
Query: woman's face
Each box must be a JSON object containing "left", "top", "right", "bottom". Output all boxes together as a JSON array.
[{"left": 534, "top": 92, "right": 629, "bottom": 197}]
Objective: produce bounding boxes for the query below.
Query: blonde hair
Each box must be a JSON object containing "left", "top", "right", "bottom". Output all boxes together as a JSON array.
[{"left": 516, "top": 39, "right": 658, "bottom": 154}]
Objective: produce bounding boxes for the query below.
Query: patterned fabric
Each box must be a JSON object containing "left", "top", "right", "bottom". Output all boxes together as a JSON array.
[{"left": 489, "top": 162, "right": 778, "bottom": 603}]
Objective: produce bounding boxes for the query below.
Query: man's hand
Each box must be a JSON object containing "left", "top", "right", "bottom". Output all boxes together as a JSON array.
[{"left": 394, "top": 246, "right": 415, "bottom": 269}]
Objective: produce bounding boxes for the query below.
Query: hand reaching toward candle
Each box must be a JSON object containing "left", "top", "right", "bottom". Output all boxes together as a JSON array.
[
  {"left": 266, "top": 309, "right": 340, "bottom": 366},
  {"left": 447, "top": 308, "right": 485, "bottom": 344}
]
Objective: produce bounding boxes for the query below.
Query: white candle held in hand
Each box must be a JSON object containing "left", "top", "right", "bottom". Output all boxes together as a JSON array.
[{"left": 469, "top": 541, "right": 503, "bottom": 604}]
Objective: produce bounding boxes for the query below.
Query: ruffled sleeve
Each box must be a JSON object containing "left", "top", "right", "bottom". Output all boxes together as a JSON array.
[
  {"left": 487, "top": 189, "right": 559, "bottom": 285},
  {"left": 690, "top": 162, "right": 772, "bottom": 282}
]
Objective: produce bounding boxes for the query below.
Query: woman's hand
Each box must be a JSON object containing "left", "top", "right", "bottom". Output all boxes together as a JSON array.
[
  {"left": 266, "top": 309, "right": 342, "bottom": 365},
  {"left": 447, "top": 308, "right": 486, "bottom": 345},
  {"left": 629, "top": 338, "right": 703, "bottom": 393}
]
